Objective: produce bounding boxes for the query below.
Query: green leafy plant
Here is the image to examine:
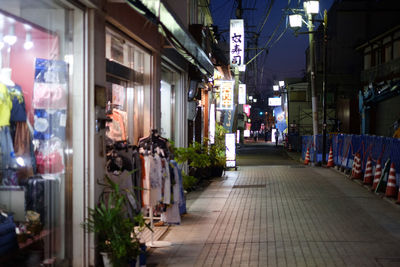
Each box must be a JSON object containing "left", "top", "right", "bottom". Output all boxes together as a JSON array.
[
  {"left": 208, "top": 124, "right": 227, "bottom": 167},
  {"left": 170, "top": 124, "right": 227, "bottom": 181},
  {"left": 82, "top": 175, "right": 149, "bottom": 267},
  {"left": 182, "top": 171, "right": 198, "bottom": 191},
  {"left": 173, "top": 141, "right": 211, "bottom": 169}
]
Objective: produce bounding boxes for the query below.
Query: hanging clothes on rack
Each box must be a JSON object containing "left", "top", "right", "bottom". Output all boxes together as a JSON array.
[{"left": 138, "top": 129, "right": 183, "bottom": 225}]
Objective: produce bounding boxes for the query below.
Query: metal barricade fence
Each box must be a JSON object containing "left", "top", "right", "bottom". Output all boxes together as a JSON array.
[{"left": 302, "top": 133, "right": 400, "bottom": 186}]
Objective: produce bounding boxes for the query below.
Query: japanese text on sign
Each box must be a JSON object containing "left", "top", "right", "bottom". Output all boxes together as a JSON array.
[
  {"left": 230, "top": 19, "right": 244, "bottom": 67},
  {"left": 219, "top": 80, "right": 235, "bottom": 110}
]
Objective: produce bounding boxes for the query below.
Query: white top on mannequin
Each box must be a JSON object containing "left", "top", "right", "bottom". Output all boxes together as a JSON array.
[{"left": 0, "top": 68, "right": 15, "bottom": 87}]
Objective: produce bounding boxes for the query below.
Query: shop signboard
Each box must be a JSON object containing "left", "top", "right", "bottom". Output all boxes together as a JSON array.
[
  {"left": 238, "top": 84, "right": 246, "bottom": 104},
  {"left": 245, "top": 122, "right": 251, "bottom": 130},
  {"left": 230, "top": 19, "right": 244, "bottom": 68},
  {"left": 219, "top": 80, "right": 234, "bottom": 110},
  {"left": 268, "top": 97, "right": 281, "bottom": 106},
  {"left": 244, "top": 130, "right": 250, "bottom": 137},
  {"left": 209, "top": 104, "right": 215, "bottom": 144},
  {"left": 225, "top": 133, "right": 236, "bottom": 167},
  {"left": 243, "top": 104, "right": 251, "bottom": 117}
]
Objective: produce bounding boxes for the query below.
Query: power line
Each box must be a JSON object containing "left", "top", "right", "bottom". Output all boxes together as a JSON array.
[{"left": 256, "top": 0, "right": 275, "bottom": 35}]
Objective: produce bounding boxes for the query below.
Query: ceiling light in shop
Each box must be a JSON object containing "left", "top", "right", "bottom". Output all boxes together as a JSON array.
[
  {"left": 3, "top": 24, "right": 17, "bottom": 46},
  {"left": 24, "top": 32, "right": 33, "bottom": 50}
]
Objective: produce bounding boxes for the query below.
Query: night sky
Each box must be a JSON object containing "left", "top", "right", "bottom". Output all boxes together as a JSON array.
[{"left": 210, "top": 0, "right": 335, "bottom": 94}]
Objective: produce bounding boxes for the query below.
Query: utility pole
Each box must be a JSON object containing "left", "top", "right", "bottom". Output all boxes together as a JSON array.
[
  {"left": 308, "top": 12, "right": 319, "bottom": 163},
  {"left": 232, "top": 0, "right": 242, "bottom": 134},
  {"left": 322, "top": 10, "right": 328, "bottom": 164}
]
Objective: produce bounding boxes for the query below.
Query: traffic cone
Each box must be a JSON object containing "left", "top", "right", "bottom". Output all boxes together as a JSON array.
[
  {"left": 372, "top": 159, "right": 382, "bottom": 190},
  {"left": 327, "top": 146, "right": 334, "bottom": 167},
  {"left": 351, "top": 153, "right": 358, "bottom": 177},
  {"left": 351, "top": 153, "right": 361, "bottom": 179},
  {"left": 385, "top": 163, "right": 397, "bottom": 198},
  {"left": 304, "top": 148, "right": 310, "bottom": 165},
  {"left": 355, "top": 154, "right": 362, "bottom": 179},
  {"left": 363, "top": 156, "right": 373, "bottom": 185}
]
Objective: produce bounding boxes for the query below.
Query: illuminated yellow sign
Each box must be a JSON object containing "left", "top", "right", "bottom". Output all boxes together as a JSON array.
[{"left": 219, "top": 80, "right": 235, "bottom": 110}]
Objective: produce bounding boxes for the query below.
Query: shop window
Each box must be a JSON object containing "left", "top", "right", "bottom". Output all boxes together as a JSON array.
[
  {"left": 364, "top": 53, "right": 371, "bottom": 70},
  {"left": 394, "top": 39, "right": 400, "bottom": 59},
  {"left": 105, "top": 27, "right": 151, "bottom": 145},
  {"left": 384, "top": 43, "right": 391, "bottom": 63},
  {"left": 0, "top": 3, "right": 83, "bottom": 266}
]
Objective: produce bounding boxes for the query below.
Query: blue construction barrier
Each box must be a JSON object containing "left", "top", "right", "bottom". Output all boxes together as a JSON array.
[{"left": 301, "top": 134, "right": 400, "bottom": 186}]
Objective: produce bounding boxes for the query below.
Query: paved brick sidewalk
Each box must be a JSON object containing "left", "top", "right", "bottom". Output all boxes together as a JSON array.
[{"left": 147, "top": 165, "right": 400, "bottom": 267}]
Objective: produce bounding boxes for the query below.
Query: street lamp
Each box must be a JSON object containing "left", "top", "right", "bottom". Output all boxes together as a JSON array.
[{"left": 288, "top": 0, "right": 320, "bottom": 165}]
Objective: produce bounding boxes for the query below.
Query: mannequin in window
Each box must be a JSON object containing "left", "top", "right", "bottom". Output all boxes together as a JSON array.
[{"left": 0, "top": 68, "right": 15, "bottom": 87}]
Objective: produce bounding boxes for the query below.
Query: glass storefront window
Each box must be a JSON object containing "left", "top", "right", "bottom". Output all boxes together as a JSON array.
[
  {"left": 105, "top": 27, "right": 151, "bottom": 145},
  {"left": 0, "top": 1, "right": 83, "bottom": 265}
]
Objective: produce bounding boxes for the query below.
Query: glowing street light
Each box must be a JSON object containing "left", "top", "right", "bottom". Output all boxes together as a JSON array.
[
  {"left": 304, "top": 0, "right": 319, "bottom": 14},
  {"left": 289, "top": 14, "right": 302, "bottom": 28}
]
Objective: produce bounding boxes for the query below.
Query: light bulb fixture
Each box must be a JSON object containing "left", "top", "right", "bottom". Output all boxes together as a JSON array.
[
  {"left": 304, "top": 0, "right": 319, "bottom": 15},
  {"left": 279, "top": 81, "right": 285, "bottom": 87},
  {"left": 273, "top": 85, "right": 279, "bottom": 91},
  {"left": 24, "top": 32, "right": 33, "bottom": 50},
  {"left": 289, "top": 14, "right": 302, "bottom": 28},
  {"left": 3, "top": 24, "right": 17, "bottom": 46}
]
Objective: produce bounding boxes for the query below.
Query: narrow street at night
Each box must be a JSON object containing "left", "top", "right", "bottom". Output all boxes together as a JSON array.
[{"left": 147, "top": 144, "right": 400, "bottom": 267}]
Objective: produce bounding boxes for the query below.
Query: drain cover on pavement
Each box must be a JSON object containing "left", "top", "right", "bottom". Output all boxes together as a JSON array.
[{"left": 233, "top": 184, "right": 266, "bottom": 189}]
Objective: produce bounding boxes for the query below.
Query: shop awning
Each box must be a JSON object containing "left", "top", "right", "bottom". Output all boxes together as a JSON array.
[{"left": 125, "top": 0, "right": 214, "bottom": 76}]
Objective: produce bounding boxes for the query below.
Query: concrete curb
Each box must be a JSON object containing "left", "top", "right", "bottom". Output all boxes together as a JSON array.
[
  {"left": 330, "top": 164, "right": 400, "bottom": 209},
  {"left": 285, "top": 148, "right": 400, "bottom": 209}
]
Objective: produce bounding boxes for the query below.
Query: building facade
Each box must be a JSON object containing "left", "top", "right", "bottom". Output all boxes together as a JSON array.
[{"left": 0, "top": 0, "right": 214, "bottom": 266}]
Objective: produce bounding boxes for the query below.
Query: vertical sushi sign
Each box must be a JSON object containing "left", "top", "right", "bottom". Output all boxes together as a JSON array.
[{"left": 230, "top": 19, "right": 244, "bottom": 68}]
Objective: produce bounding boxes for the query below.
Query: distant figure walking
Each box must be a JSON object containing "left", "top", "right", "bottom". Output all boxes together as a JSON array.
[
  {"left": 275, "top": 129, "right": 279, "bottom": 146},
  {"left": 254, "top": 131, "right": 258, "bottom": 142}
]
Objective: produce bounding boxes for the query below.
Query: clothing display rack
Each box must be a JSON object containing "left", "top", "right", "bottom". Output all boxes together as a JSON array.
[{"left": 138, "top": 129, "right": 172, "bottom": 248}]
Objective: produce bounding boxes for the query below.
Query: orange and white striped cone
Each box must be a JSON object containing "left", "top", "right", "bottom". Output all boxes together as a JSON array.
[
  {"left": 304, "top": 148, "right": 310, "bottom": 165},
  {"left": 363, "top": 156, "right": 373, "bottom": 185},
  {"left": 351, "top": 153, "right": 361, "bottom": 179},
  {"left": 351, "top": 153, "right": 358, "bottom": 177},
  {"left": 355, "top": 155, "right": 363, "bottom": 179},
  {"left": 385, "top": 163, "right": 397, "bottom": 198},
  {"left": 372, "top": 159, "right": 382, "bottom": 190},
  {"left": 327, "top": 146, "right": 334, "bottom": 167}
]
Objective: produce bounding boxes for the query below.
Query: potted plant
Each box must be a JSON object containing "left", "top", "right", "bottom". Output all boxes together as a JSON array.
[
  {"left": 208, "top": 124, "right": 227, "bottom": 177},
  {"left": 82, "top": 176, "right": 148, "bottom": 267}
]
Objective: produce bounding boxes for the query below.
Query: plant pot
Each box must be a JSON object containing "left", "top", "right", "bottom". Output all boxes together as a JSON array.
[
  {"left": 211, "top": 165, "right": 224, "bottom": 177},
  {"left": 100, "top": 252, "right": 112, "bottom": 267},
  {"left": 129, "top": 258, "right": 137, "bottom": 267}
]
